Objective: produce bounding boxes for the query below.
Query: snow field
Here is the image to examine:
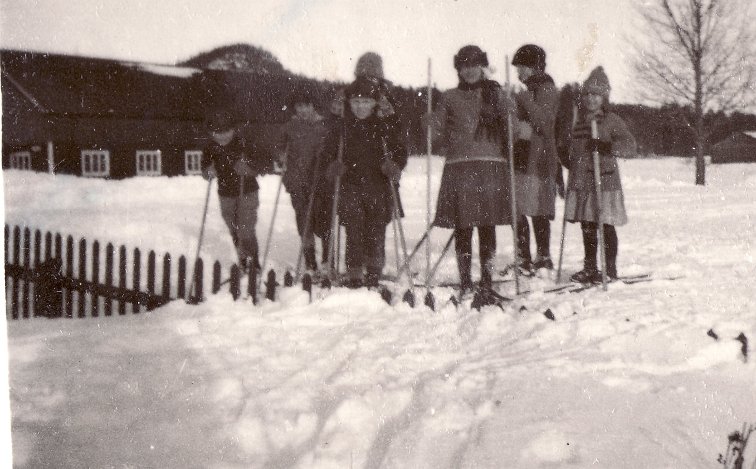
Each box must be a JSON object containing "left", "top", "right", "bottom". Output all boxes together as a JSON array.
[{"left": 4, "top": 157, "right": 756, "bottom": 468}]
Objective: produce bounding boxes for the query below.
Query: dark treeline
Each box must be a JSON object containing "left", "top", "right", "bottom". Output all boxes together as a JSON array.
[{"left": 183, "top": 44, "right": 756, "bottom": 157}]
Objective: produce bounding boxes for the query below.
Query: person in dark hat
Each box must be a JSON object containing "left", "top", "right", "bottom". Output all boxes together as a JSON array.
[
  {"left": 201, "top": 108, "right": 265, "bottom": 271},
  {"left": 276, "top": 87, "right": 331, "bottom": 274},
  {"left": 509, "top": 44, "right": 560, "bottom": 275},
  {"left": 322, "top": 78, "right": 407, "bottom": 288},
  {"left": 426, "top": 44, "right": 514, "bottom": 292},
  {"left": 564, "top": 66, "right": 636, "bottom": 282}
]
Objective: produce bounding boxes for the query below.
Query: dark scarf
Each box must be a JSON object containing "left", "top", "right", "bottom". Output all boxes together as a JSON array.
[{"left": 458, "top": 78, "right": 504, "bottom": 141}]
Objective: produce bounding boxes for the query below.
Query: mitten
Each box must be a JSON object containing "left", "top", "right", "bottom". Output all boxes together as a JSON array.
[
  {"left": 234, "top": 159, "right": 255, "bottom": 176},
  {"left": 327, "top": 160, "right": 346, "bottom": 182},
  {"left": 202, "top": 165, "right": 217, "bottom": 181},
  {"left": 380, "top": 159, "right": 402, "bottom": 183},
  {"left": 587, "top": 139, "right": 612, "bottom": 156}
]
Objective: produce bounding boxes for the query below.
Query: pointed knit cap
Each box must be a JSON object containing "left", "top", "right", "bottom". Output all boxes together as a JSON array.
[
  {"left": 582, "top": 66, "right": 611, "bottom": 98},
  {"left": 355, "top": 52, "right": 384, "bottom": 80}
]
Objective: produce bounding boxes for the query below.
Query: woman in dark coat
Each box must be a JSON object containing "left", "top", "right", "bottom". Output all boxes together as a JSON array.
[
  {"left": 428, "top": 45, "right": 514, "bottom": 291},
  {"left": 565, "top": 66, "right": 636, "bottom": 282},
  {"left": 510, "top": 44, "right": 560, "bottom": 273}
]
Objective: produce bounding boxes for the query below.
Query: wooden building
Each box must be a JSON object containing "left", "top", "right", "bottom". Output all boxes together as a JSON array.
[{"left": 710, "top": 131, "right": 756, "bottom": 164}]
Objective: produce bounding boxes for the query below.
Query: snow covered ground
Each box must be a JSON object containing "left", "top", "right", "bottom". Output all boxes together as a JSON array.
[{"left": 4, "top": 157, "right": 756, "bottom": 468}]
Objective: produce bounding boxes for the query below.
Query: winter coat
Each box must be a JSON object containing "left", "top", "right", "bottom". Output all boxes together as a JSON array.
[
  {"left": 428, "top": 84, "right": 513, "bottom": 163},
  {"left": 202, "top": 134, "right": 263, "bottom": 197},
  {"left": 566, "top": 111, "right": 636, "bottom": 193},
  {"left": 276, "top": 115, "right": 329, "bottom": 193},
  {"left": 323, "top": 114, "right": 407, "bottom": 226},
  {"left": 513, "top": 72, "right": 560, "bottom": 218},
  {"left": 563, "top": 110, "right": 636, "bottom": 226}
]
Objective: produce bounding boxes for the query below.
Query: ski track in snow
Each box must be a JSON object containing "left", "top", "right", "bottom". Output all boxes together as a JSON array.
[{"left": 5, "top": 157, "right": 756, "bottom": 468}]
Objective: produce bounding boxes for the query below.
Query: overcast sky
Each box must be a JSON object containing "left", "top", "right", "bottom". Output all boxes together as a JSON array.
[{"left": 1, "top": 0, "right": 640, "bottom": 102}]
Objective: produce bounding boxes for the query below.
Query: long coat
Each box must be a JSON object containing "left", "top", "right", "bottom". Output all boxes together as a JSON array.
[
  {"left": 513, "top": 73, "right": 559, "bottom": 218},
  {"left": 564, "top": 110, "right": 636, "bottom": 226},
  {"left": 276, "top": 115, "right": 329, "bottom": 193},
  {"left": 429, "top": 82, "right": 514, "bottom": 228}
]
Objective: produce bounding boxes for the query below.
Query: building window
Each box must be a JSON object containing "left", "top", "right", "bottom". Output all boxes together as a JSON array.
[
  {"left": 136, "top": 150, "right": 162, "bottom": 176},
  {"left": 9, "top": 151, "right": 32, "bottom": 170},
  {"left": 81, "top": 150, "right": 110, "bottom": 177},
  {"left": 185, "top": 150, "right": 203, "bottom": 175}
]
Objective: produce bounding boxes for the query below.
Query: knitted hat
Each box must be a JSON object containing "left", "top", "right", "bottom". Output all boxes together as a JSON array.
[
  {"left": 206, "top": 108, "right": 236, "bottom": 132},
  {"left": 582, "top": 66, "right": 611, "bottom": 99},
  {"left": 355, "top": 52, "right": 384, "bottom": 80},
  {"left": 454, "top": 45, "right": 488, "bottom": 70},
  {"left": 344, "top": 77, "right": 380, "bottom": 100},
  {"left": 512, "top": 44, "right": 546, "bottom": 71}
]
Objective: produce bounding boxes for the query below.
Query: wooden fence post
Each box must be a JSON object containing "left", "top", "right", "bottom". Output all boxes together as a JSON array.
[
  {"left": 44, "top": 231, "right": 52, "bottom": 262},
  {"left": 22, "top": 228, "right": 31, "bottom": 318},
  {"left": 78, "top": 238, "right": 87, "bottom": 318},
  {"left": 212, "top": 261, "right": 222, "bottom": 294},
  {"left": 105, "top": 243, "right": 114, "bottom": 316},
  {"left": 11, "top": 226, "right": 20, "bottom": 320},
  {"left": 65, "top": 235, "right": 74, "bottom": 318},
  {"left": 230, "top": 264, "right": 241, "bottom": 300},
  {"left": 133, "top": 248, "right": 141, "bottom": 313},
  {"left": 92, "top": 240, "right": 100, "bottom": 317},
  {"left": 178, "top": 256, "right": 187, "bottom": 300},
  {"left": 118, "top": 245, "right": 127, "bottom": 315},
  {"left": 162, "top": 254, "right": 171, "bottom": 304},
  {"left": 147, "top": 250, "right": 155, "bottom": 310}
]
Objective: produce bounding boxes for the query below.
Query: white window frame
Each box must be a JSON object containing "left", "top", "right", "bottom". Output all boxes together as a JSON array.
[
  {"left": 81, "top": 150, "right": 110, "bottom": 177},
  {"left": 9, "top": 151, "right": 32, "bottom": 170},
  {"left": 184, "top": 150, "right": 203, "bottom": 175},
  {"left": 135, "top": 150, "right": 162, "bottom": 176}
]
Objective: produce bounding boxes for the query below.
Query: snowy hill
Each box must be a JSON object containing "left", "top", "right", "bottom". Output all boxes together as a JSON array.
[{"left": 4, "top": 157, "right": 756, "bottom": 468}]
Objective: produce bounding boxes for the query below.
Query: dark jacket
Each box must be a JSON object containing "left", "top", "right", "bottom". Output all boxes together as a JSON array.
[
  {"left": 515, "top": 72, "right": 559, "bottom": 179},
  {"left": 202, "top": 134, "right": 265, "bottom": 197},
  {"left": 276, "top": 115, "right": 329, "bottom": 192}
]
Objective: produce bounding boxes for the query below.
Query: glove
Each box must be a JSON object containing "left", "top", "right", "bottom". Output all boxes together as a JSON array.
[
  {"left": 202, "top": 165, "right": 216, "bottom": 181},
  {"left": 376, "top": 95, "right": 395, "bottom": 118},
  {"left": 380, "top": 159, "right": 402, "bottom": 183},
  {"left": 234, "top": 159, "right": 255, "bottom": 176},
  {"left": 327, "top": 160, "right": 346, "bottom": 182},
  {"left": 515, "top": 119, "right": 533, "bottom": 141},
  {"left": 587, "top": 139, "right": 612, "bottom": 156}
]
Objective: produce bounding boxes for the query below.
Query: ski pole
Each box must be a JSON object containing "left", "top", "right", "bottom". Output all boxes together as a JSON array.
[
  {"left": 257, "top": 169, "right": 286, "bottom": 292},
  {"left": 591, "top": 119, "right": 608, "bottom": 291},
  {"left": 557, "top": 104, "right": 578, "bottom": 284},
  {"left": 294, "top": 151, "right": 327, "bottom": 282},
  {"left": 424, "top": 232, "right": 455, "bottom": 288},
  {"left": 388, "top": 179, "right": 415, "bottom": 297},
  {"left": 188, "top": 176, "right": 213, "bottom": 303},
  {"left": 395, "top": 228, "right": 432, "bottom": 278},
  {"left": 326, "top": 127, "right": 344, "bottom": 281},
  {"left": 505, "top": 56, "right": 521, "bottom": 295},
  {"left": 426, "top": 58, "right": 433, "bottom": 284}
]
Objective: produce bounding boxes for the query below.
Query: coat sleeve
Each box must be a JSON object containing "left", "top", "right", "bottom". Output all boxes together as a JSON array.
[
  {"left": 516, "top": 80, "right": 558, "bottom": 135},
  {"left": 608, "top": 114, "right": 637, "bottom": 158}
]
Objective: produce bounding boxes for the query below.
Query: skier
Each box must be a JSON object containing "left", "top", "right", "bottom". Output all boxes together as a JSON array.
[
  {"left": 427, "top": 45, "right": 514, "bottom": 292},
  {"left": 323, "top": 78, "right": 407, "bottom": 288},
  {"left": 510, "top": 44, "right": 560, "bottom": 274},
  {"left": 201, "top": 108, "right": 265, "bottom": 272},
  {"left": 564, "top": 66, "right": 636, "bottom": 282},
  {"left": 276, "top": 87, "right": 331, "bottom": 274}
]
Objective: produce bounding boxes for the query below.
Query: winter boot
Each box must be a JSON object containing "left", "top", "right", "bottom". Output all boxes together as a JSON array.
[
  {"left": 457, "top": 253, "right": 473, "bottom": 293},
  {"left": 533, "top": 255, "right": 554, "bottom": 271},
  {"left": 365, "top": 268, "right": 381, "bottom": 288},
  {"left": 570, "top": 265, "right": 600, "bottom": 284},
  {"left": 304, "top": 246, "right": 318, "bottom": 272}
]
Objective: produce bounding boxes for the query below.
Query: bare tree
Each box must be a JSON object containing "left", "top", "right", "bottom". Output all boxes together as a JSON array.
[{"left": 631, "top": 0, "right": 755, "bottom": 185}]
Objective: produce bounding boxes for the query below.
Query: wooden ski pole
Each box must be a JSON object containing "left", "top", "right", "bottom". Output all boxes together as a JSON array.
[
  {"left": 557, "top": 105, "right": 578, "bottom": 284},
  {"left": 424, "top": 232, "right": 455, "bottom": 288},
  {"left": 591, "top": 119, "right": 608, "bottom": 291},
  {"left": 327, "top": 128, "right": 344, "bottom": 281},
  {"left": 187, "top": 177, "right": 213, "bottom": 303},
  {"left": 426, "top": 58, "right": 433, "bottom": 284},
  {"left": 504, "top": 56, "right": 521, "bottom": 295},
  {"left": 396, "top": 228, "right": 432, "bottom": 278},
  {"left": 294, "top": 149, "right": 327, "bottom": 282},
  {"left": 257, "top": 171, "right": 285, "bottom": 292}
]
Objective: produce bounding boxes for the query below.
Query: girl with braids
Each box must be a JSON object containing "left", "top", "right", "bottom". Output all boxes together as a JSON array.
[{"left": 428, "top": 45, "right": 514, "bottom": 292}]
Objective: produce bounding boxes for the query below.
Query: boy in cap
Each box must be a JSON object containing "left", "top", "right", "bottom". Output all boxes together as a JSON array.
[
  {"left": 276, "top": 87, "right": 331, "bottom": 273},
  {"left": 201, "top": 108, "right": 265, "bottom": 271},
  {"left": 323, "top": 78, "right": 407, "bottom": 288}
]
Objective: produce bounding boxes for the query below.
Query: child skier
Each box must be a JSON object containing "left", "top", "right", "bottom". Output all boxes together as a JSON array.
[
  {"left": 201, "top": 108, "right": 265, "bottom": 272},
  {"left": 510, "top": 44, "right": 560, "bottom": 274},
  {"left": 324, "top": 78, "right": 407, "bottom": 288},
  {"left": 564, "top": 66, "right": 636, "bottom": 282},
  {"left": 276, "top": 88, "right": 331, "bottom": 273},
  {"left": 428, "top": 45, "right": 513, "bottom": 292}
]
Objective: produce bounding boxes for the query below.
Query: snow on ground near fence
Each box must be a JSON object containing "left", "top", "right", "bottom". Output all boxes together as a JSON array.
[{"left": 4, "top": 157, "right": 756, "bottom": 468}]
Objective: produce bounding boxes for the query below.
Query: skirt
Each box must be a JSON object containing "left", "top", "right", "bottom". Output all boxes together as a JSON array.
[
  {"left": 564, "top": 189, "right": 627, "bottom": 226},
  {"left": 515, "top": 172, "right": 557, "bottom": 219},
  {"left": 433, "top": 159, "right": 512, "bottom": 229}
]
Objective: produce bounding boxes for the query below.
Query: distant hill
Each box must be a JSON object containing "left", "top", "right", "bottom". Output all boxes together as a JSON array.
[{"left": 179, "top": 43, "right": 289, "bottom": 76}]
